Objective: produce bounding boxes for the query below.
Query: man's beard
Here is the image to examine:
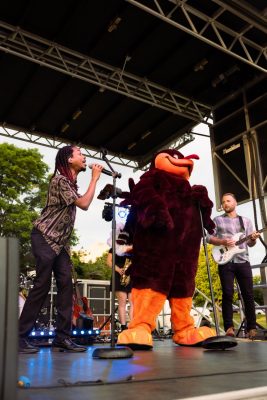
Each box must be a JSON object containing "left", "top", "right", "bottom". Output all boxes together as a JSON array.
[{"left": 224, "top": 206, "right": 235, "bottom": 213}]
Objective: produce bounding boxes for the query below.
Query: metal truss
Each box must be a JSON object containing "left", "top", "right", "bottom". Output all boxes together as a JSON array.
[
  {"left": 126, "top": 0, "right": 267, "bottom": 73},
  {"left": 0, "top": 124, "right": 195, "bottom": 169},
  {"left": 0, "top": 125, "right": 139, "bottom": 169},
  {"left": 0, "top": 21, "right": 211, "bottom": 123},
  {"left": 136, "top": 131, "right": 195, "bottom": 170}
]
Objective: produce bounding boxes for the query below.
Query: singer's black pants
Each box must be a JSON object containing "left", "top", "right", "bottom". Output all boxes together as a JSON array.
[
  {"left": 218, "top": 261, "right": 256, "bottom": 331},
  {"left": 19, "top": 228, "right": 73, "bottom": 339}
]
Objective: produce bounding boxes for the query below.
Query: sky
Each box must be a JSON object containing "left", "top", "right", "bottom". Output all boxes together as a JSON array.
[{"left": 1, "top": 123, "right": 266, "bottom": 266}]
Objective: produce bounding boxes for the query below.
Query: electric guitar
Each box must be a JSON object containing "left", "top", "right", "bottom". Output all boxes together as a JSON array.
[
  {"left": 212, "top": 227, "right": 267, "bottom": 265},
  {"left": 72, "top": 267, "right": 93, "bottom": 327}
]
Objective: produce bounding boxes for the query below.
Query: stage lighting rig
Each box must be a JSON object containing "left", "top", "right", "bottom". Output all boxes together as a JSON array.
[
  {"left": 97, "top": 183, "right": 123, "bottom": 200},
  {"left": 102, "top": 202, "right": 130, "bottom": 222},
  {"left": 102, "top": 203, "right": 113, "bottom": 222}
]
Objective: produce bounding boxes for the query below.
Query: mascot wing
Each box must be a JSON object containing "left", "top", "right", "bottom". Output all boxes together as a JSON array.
[{"left": 191, "top": 185, "right": 215, "bottom": 234}]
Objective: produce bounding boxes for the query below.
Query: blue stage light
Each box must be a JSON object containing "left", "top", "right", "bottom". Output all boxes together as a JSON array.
[
  {"left": 81, "top": 330, "right": 85, "bottom": 335},
  {"left": 31, "top": 332, "right": 36, "bottom": 336},
  {"left": 73, "top": 330, "right": 77, "bottom": 335},
  {"left": 40, "top": 332, "right": 44, "bottom": 336},
  {"left": 88, "top": 330, "right": 92, "bottom": 334}
]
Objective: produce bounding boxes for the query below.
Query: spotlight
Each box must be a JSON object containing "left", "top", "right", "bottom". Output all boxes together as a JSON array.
[
  {"left": 102, "top": 204, "right": 113, "bottom": 221},
  {"left": 118, "top": 207, "right": 129, "bottom": 219}
]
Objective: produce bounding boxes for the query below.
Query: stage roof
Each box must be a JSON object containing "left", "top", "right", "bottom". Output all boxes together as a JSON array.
[{"left": 0, "top": 0, "right": 266, "bottom": 167}]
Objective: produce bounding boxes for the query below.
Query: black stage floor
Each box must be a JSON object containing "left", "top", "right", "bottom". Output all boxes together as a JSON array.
[{"left": 17, "top": 338, "right": 267, "bottom": 400}]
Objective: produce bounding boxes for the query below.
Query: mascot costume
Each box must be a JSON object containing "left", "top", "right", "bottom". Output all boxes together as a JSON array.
[{"left": 117, "top": 149, "right": 217, "bottom": 349}]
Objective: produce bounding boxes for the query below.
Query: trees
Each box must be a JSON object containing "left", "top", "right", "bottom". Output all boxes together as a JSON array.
[
  {"left": 0, "top": 143, "right": 49, "bottom": 269},
  {"left": 72, "top": 250, "right": 111, "bottom": 280},
  {"left": 0, "top": 142, "right": 81, "bottom": 270},
  {"left": 195, "top": 244, "right": 223, "bottom": 305}
]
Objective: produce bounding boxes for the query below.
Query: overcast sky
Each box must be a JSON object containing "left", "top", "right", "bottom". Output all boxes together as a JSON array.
[{"left": 1, "top": 123, "right": 266, "bottom": 266}]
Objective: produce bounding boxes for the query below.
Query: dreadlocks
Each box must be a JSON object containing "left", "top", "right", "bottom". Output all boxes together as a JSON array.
[{"left": 52, "top": 145, "right": 77, "bottom": 189}]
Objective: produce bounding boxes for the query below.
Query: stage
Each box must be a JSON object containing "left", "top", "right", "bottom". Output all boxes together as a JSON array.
[{"left": 17, "top": 337, "right": 267, "bottom": 400}]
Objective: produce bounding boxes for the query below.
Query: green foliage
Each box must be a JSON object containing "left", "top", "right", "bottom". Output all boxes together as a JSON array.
[
  {"left": 195, "top": 244, "right": 223, "bottom": 305},
  {"left": 71, "top": 250, "right": 111, "bottom": 280},
  {"left": 253, "top": 275, "right": 264, "bottom": 305},
  {"left": 0, "top": 143, "right": 49, "bottom": 269},
  {"left": 0, "top": 143, "right": 79, "bottom": 270}
]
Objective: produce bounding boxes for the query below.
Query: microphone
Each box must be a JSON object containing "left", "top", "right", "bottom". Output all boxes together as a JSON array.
[{"left": 88, "top": 164, "right": 121, "bottom": 179}]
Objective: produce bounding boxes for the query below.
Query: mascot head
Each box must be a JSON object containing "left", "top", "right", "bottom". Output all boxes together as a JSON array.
[{"left": 150, "top": 149, "right": 199, "bottom": 180}]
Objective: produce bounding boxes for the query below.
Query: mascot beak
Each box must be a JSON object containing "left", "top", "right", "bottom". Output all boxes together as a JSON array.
[{"left": 154, "top": 152, "right": 199, "bottom": 180}]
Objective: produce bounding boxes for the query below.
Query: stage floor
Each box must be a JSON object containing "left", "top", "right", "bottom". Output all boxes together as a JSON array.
[{"left": 17, "top": 337, "right": 267, "bottom": 400}]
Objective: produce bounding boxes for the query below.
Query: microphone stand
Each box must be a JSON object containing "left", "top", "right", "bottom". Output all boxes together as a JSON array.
[
  {"left": 92, "top": 150, "right": 133, "bottom": 359},
  {"left": 198, "top": 204, "right": 237, "bottom": 350}
]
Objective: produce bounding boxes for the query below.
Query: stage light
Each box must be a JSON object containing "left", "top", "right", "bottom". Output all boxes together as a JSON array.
[
  {"left": 28, "top": 328, "right": 100, "bottom": 340},
  {"left": 102, "top": 204, "right": 113, "bottom": 221},
  {"left": 118, "top": 207, "right": 129, "bottom": 219},
  {"left": 61, "top": 123, "right": 70, "bottom": 133}
]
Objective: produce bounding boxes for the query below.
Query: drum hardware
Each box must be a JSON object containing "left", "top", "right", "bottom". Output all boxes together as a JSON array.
[{"left": 18, "top": 292, "right": 26, "bottom": 317}]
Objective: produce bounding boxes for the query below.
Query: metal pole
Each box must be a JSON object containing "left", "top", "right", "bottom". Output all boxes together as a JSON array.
[
  {"left": 198, "top": 204, "right": 220, "bottom": 335},
  {"left": 110, "top": 175, "right": 117, "bottom": 348}
]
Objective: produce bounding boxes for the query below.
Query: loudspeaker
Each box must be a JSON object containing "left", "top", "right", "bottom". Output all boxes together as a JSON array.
[
  {"left": 0, "top": 238, "right": 19, "bottom": 400},
  {"left": 255, "top": 126, "right": 267, "bottom": 182},
  {"left": 212, "top": 138, "right": 250, "bottom": 204},
  {"left": 211, "top": 76, "right": 267, "bottom": 207}
]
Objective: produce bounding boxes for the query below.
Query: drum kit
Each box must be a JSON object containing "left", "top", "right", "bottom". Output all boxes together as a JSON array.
[
  {"left": 18, "top": 272, "right": 33, "bottom": 317},
  {"left": 18, "top": 272, "right": 57, "bottom": 331}
]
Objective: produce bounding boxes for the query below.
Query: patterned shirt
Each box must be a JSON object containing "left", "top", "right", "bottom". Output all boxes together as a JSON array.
[
  {"left": 33, "top": 174, "right": 80, "bottom": 255},
  {"left": 206, "top": 214, "right": 254, "bottom": 263}
]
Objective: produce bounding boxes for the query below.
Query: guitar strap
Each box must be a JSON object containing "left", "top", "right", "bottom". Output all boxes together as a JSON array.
[{"left": 238, "top": 216, "right": 245, "bottom": 233}]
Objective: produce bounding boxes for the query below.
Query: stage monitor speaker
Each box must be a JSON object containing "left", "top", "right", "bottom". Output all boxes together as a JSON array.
[{"left": 0, "top": 238, "right": 19, "bottom": 400}]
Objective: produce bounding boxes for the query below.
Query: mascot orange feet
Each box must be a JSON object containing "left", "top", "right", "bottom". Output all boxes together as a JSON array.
[
  {"left": 170, "top": 297, "right": 215, "bottom": 346},
  {"left": 117, "top": 288, "right": 166, "bottom": 350}
]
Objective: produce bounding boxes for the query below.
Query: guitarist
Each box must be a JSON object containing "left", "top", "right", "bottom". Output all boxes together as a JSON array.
[{"left": 206, "top": 193, "right": 260, "bottom": 339}]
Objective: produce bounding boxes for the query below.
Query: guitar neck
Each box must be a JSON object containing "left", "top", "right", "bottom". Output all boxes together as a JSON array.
[
  {"left": 72, "top": 267, "right": 82, "bottom": 301},
  {"left": 236, "top": 227, "right": 266, "bottom": 245}
]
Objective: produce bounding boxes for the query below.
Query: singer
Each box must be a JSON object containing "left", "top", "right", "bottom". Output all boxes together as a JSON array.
[{"left": 19, "top": 145, "right": 103, "bottom": 353}]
